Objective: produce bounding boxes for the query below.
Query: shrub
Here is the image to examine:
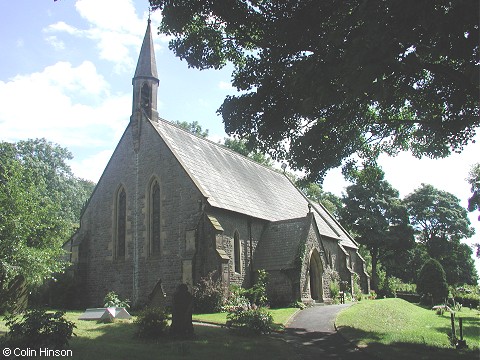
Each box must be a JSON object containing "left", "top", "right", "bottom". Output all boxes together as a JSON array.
[
  {"left": 451, "top": 285, "right": 480, "bottom": 309},
  {"left": 329, "top": 280, "right": 340, "bottom": 301},
  {"left": 226, "top": 304, "right": 274, "bottom": 335},
  {"left": 193, "top": 271, "right": 225, "bottom": 313},
  {"left": 104, "top": 291, "right": 130, "bottom": 309},
  {"left": 4, "top": 309, "right": 76, "bottom": 349},
  {"left": 369, "top": 290, "right": 377, "bottom": 300},
  {"left": 289, "top": 301, "right": 306, "bottom": 309},
  {"left": 417, "top": 259, "right": 449, "bottom": 305},
  {"left": 222, "top": 284, "right": 250, "bottom": 311},
  {"left": 245, "top": 270, "right": 269, "bottom": 306},
  {"left": 377, "top": 271, "right": 401, "bottom": 298},
  {"left": 134, "top": 307, "right": 169, "bottom": 339},
  {"left": 352, "top": 273, "right": 362, "bottom": 301},
  {"left": 29, "top": 271, "right": 84, "bottom": 310}
]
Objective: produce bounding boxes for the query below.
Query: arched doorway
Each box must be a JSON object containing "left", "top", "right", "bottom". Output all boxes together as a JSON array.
[{"left": 309, "top": 250, "right": 323, "bottom": 301}]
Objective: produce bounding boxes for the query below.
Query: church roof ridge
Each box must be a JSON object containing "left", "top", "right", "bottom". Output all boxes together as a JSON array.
[{"left": 155, "top": 116, "right": 286, "bottom": 177}]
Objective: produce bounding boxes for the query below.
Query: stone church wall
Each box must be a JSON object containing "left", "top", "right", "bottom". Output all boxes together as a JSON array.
[
  {"left": 76, "top": 120, "right": 205, "bottom": 307},
  {"left": 300, "top": 221, "right": 328, "bottom": 303},
  {"left": 209, "top": 209, "right": 266, "bottom": 289},
  {"left": 266, "top": 269, "right": 298, "bottom": 306}
]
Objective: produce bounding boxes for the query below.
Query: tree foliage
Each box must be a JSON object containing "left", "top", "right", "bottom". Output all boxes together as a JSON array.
[
  {"left": 151, "top": 0, "right": 479, "bottom": 181},
  {"left": 416, "top": 258, "right": 449, "bottom": 305},
  {"left": 467, "top": 163, "right": 480, "bottom": 219},
  {"left": 297, "top": 182, "right": 342, "bottom": 218},
  {"left": 404, "top": 184, "right": 477, "bottom": 284},
  {"left": 223, "top": 137, "right": 273, "bottom": 168},
  {"left": 405, "top": 184, "right": 474, "bottom": 247},
  {"left": 174, "top": 120, "right": 209, "bottom": 138},
  {"left": 0, "top": 139, "right": 94, "bottom": 311},
  {"left": 340, "top": 165, "right": 414, "bottom": 289}
]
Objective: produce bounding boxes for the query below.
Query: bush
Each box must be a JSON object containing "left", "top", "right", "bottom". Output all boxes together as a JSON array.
[
  {"left": 352, "top": 273, "right": 362, "bottom": 301},
  {"left": 226, "top": 304, "right": 274, "bottom": 335},
  {"left": 193, "top": 271, "right": 225, "bottom": 313},
  {"left": 222, "top": 284, "right": 250, "bottom": 311},
  {"left": 134, "top": 307, "right": 169, "bottom": 339},
  {"left": 245, "top": 270, "right": 269, "bottom": 306},
  {"left": 451, "top": 286, "right": 480, "bottom": 309},
  {"left": 289, "top": 301, "right": 306, "bottom": 309},
  {"left": 4, "top": 309, "right": 76, "bottom": 349},
  {"left": 329, "top": 280, "right": 340, "bottom": 301},
  {"left": 417, "top": 259, "right": 449, "bottom": 305},
  {"left": 29, "top": 271, "right": 83, "bottom": 310},
  {"left": 104, "top": 291, "right": 130, "bottom": 309}
]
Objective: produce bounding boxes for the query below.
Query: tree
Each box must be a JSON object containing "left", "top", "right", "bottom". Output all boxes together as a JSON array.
[
  {"left": 340, "top": 165, "right": 414, "bottom": 289},
  {"left": 174, "top": 120, "right": 209, "bottom": 138},
  {"left": 467, "top": 163, "right": 480, "bottom": 219},
  {"left": 298, "top": 182, "right": 342, "bottom": 218},
  {"left": 404, "top": 184, "right": 477, "bottom": 284},
  {"left": 151, "top": 0, "right": 479, "bottom": 181},
  {"left": 0, "top": 139, "right": 93, "bottom": 311},
  {"left": 466, "top": 163, "right": 479, "bottom": 258},
  {"left": 223, "top": 137, "right": 274, "bottom": 168},
  {"left": 417, "top": 258, "right": 449, "bottom": 305}
]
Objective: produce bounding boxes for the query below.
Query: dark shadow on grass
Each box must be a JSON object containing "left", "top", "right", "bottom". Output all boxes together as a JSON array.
[
  {"left": 337, "top": 325, "right": 479, "bottom": 360},
  {"left": 280, "top": 326, "right": 372, "bottom": 360},
  {"left": 433, "top": 314, "right": 480, "bottom": 341},
  {"left": 69, "top": 321, "right": 299, "bottom": 360}
]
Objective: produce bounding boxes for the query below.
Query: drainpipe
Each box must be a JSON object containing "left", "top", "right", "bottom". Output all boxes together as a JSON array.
[{"left": 248, "top": 217, "right": 254, "bottom": 287}]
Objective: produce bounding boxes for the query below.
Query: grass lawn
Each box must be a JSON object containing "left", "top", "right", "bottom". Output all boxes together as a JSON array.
[
  {"left": 0, "top": 308, "right": 301, "bottom": 360},
  {"left": 192, "top": 307, "right": 299, "bottom": 331},
  {"left": 336, "top": 298, "right": 480, "bottom": 360}
]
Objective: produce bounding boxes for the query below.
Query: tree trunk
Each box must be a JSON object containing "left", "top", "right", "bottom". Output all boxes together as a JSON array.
[{"left": 371, "top": 249, "right": 379, "bottom": 291}]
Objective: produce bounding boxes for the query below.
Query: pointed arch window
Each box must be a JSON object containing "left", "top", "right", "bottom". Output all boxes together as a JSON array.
[
  {"left": 115, "top": 187, "right": 126, "bottom": 259},
  {"left": 150, "top": 179, "right": 161, "bottom": 255},
  {"left": 233, "top": 230, "right": 241, "bottom": 274},
  {"left": 140, "top": 82, "right": 152, "bottom": 118}
]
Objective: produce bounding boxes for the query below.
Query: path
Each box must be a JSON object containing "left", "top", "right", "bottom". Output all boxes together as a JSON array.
[{"left": 278, "top": 304, "right": 372, "bottom": 360}]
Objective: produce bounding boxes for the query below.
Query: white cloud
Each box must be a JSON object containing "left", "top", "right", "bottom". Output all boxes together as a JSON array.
[
  {"left": 75, "top": 0, "right": 141, "bottom": 32},
  {"left": 46, "top": 21, "right": 81, "bottom": 35},
  {"left": 69, "top": 149, "right": 114, "bottom": 182},
  {"left": 45, "top": 35, "right": 66, "bottom": 50},
  {"left": 0, "top": 61, "right": 129, "bottom": 149},
  {"left": 43, "top": 0, "right": 169, "bottom": 73}
]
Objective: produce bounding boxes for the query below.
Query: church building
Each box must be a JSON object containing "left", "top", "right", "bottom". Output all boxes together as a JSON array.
[{"left": 67, "top": 20, "right": 370, "bottom": 307}]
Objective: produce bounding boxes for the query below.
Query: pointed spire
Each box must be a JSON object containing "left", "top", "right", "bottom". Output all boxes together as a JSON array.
[{"left": 134, "top": 19, "right": 158, "bottom": 81}]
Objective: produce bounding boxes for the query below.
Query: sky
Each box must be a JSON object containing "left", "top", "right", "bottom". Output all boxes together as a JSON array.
[{"left": 1, "top": 0, "right": 479, "bottom": 275}]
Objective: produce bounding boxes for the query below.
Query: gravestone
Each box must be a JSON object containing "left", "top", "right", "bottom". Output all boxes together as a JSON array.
[
  {"left": 170, "top": 284, "right": 194, "bottom": 338},
  {"left": 78, "top": 307, "right": 131, "bottom": 321},
  {"left": 148, "top": 279, "right": 167, "bottom": 309}
]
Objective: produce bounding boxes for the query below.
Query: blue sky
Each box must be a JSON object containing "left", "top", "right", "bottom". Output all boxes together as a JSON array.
[{"left": 1, "top": 0, "right": 479, "bottom": 273}]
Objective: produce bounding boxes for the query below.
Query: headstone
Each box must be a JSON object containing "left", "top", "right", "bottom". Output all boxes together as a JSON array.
[
  {"left": 148, "top": 279, "right": 167, "bottom": 309},
  {"left": 170, "top": 284, "right": 194, "bottom": 338}
]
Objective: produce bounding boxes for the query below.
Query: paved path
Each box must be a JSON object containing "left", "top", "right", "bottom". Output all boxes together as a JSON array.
[{"left": 278, "top": 304, "right": 372, "bottom": 360}]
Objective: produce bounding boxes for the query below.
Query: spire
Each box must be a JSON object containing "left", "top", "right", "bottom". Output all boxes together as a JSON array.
[
  {"left": 134, "top": 19, "right": 159, "bottom": 81},
  {"left": 131, "top": 19, "right": 160, "bottom": 151}
]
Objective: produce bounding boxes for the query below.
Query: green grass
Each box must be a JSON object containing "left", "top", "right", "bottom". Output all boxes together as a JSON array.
[
  {"left": 192, "top": 307, "right": 298, "bottom": 331},
  {"left": 336, "top": 298, "right": 480, "bottom": 360},
  {"left": 1, "top": 309, "right": 301, "bottom": 360}
]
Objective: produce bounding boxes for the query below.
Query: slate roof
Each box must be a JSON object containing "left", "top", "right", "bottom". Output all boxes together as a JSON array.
[
  {"left": 254, "top": 217, "right": 311, "bottom": 271},
  {"left": 150, "top": 118, "right": 358, "bottom": 249}
]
